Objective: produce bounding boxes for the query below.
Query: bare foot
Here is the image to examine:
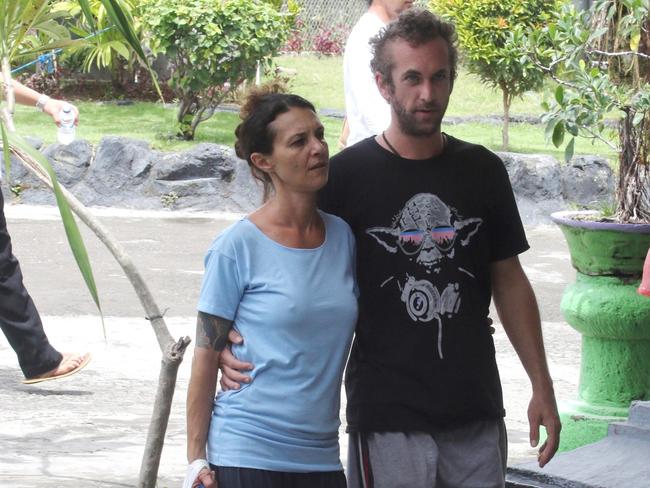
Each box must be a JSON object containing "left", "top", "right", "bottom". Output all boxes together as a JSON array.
[{"left": 22, "top": 352, "right": 92, "bottom": 384}]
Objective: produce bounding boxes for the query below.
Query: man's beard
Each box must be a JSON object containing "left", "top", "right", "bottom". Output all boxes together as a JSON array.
[{"left": 391, "top": 97, "right": 445, "bottom": 137}]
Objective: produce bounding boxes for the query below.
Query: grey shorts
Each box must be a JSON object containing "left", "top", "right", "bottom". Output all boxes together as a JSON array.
[{"left": 347, "top": 419, "right": 507, "bottom": 488}]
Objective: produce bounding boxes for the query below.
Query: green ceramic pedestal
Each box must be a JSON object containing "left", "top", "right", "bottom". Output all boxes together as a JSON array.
[{"left": 551, "top": 211, "right": 650, "bottom": 452}]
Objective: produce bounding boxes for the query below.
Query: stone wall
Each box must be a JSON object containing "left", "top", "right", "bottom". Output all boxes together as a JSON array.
[
  {"left": 1, "top": 136, "right": 615, "bottom": 224},
  {"left": 2, "top": 136, "right": 263, "bottom": 213}
]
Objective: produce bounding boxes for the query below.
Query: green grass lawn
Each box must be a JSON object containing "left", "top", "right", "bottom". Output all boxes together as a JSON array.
[
  {"left": 12, "top": 101, "right": 238, "bottom": 152},
  {"left": 274, "top": 54, "right": 553, "bottom": 117},
  {"left": 11, "top": 54, "right": 616, "bottom": 161},
  {"left": 272, "top": 54, "right": 345, "bottom": 111}
]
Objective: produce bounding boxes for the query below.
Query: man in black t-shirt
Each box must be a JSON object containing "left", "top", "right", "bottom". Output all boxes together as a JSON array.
[{"left": 222, "top": 8, "right": 561, "bottom": 487}]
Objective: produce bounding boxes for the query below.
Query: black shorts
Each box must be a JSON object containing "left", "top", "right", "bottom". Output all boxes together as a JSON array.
[{"left": 212, "top": 465, "right": 347, "bottom": 488}]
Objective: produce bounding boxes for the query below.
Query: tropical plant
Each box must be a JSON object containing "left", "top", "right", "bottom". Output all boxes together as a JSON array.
[
  {"left": 429, "top": 0, "right": 562, "bottom": 150},
  {"left": 519, "top": 0, "right": 650, "bottom": 223},
  {"left": 1, "top": 2, "right": 184, "bottom": 488},
  {"left": 142, "top": 0, "right": 296, "bottom": 140},
  {"left": 57, "top": 0, "right": 143, "bottom": 85}
]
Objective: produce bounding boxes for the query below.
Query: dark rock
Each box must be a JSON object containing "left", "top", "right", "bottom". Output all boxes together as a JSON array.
[
  {"left": 496, "top": 152, "right": 568, "bottom": 225},
  {"left": 23, "top": 136, "right": 44, "bottom": 150},
  {"left": 43, "top": 140, "right": 92, "bottom": 187},
  {"left": 6, "top": 136, "right": 46, "bottom": 187},
  {"left": 499, "top": 152, "right": 563, "bottom": 201},
  {"left": 560, "top": 155, "right": 615, "bottom": 207},
  {"left": 78, "top": 136, "right": 153, "bottom": 202},
  {"left": 151, "top": 143, "right": 235, "bottom": 182},
  {"left": 146, "top": 149, "right": 261, "bottom": 212}
]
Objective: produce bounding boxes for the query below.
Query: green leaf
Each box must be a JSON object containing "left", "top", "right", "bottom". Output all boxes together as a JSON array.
[
  {"left": 544, "top": 117, "right": 557, "bottom": 140},
  {"left": 78, "top": 0, "right": 98, "bottom": 33},
  {"left": 555, "top": 85, "right": 564, "bottom": 105},
  {"left": 100, "top": 0, "right": 163, "bottom": 100},
  {"left": 564, "top": 137, "right": 575, "bottom": 162},
  {"left": 552, "top": 121, "right": 565, "bottom": 147},
  {"left": 7, "top": 132, "right": 104, "bottom": 325},
  {"left": 100, "top": 0, "right": 144, "bottom": 60},
  {"left": 632, "top": 111, "right": 644, "bottom": 126}
]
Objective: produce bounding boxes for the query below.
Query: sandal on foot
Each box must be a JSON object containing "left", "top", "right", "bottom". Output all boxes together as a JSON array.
[{"left": 22, "top": 352, "right": 92, "bottom": 385}]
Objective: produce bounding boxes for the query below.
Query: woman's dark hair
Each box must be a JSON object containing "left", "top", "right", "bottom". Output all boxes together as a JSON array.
[{"left": 235, "top": 84, "right": 316, "bottom": 201}]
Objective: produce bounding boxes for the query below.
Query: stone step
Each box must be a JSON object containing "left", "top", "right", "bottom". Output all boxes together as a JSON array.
[
  {"left": 506, "top": 435, "right": 650, "bottom": 488},
  {"left": 627, "top": 401, "right": 650, "bottom": 426},
  {"left": 608, "top": 421, "right": 650, "bottom": 441},
  {"left": 506, "top": 468, "right": 595, "bottom": 487}
]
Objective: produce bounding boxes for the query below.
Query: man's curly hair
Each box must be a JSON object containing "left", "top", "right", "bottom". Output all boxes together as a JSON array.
[{"left": 370, "top": 8, "right": 458, "bottom": 89}]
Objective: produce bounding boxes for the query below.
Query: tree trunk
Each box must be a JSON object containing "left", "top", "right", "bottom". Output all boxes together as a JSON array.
[
  {"left": 502, "top": 88, "right": 511, "bottom": 151},
  {"left": 177, "top": 94, "right": 198, "bottom": 140},
  {"left": 138, "top": 338, "right": 191, "bottom": 488},
  {"left": 7, "top": 145, "right": 191, "bottom": 486},
  {"left": 640, "top": 15, "right": 650, "bottom": 84},
  {"left": 617, "top": 112, "right": 650, "bottom": 223}
]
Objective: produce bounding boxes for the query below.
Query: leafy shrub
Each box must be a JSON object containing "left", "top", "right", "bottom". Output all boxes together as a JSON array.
[
  {"left": 520, "top": 0, "right": 650, "bottom": 222},
  {"left": 311, "top": 24, "right": 347, "bottom": 56},
  {"left": 58, "top": 0, "right": 143, "bottom": 76},
  {"left": 283, "top": 18, "right": 306, "bottom": 53},
  {"left": 142, "top": 0, "right": 295, "bottom": 140}
]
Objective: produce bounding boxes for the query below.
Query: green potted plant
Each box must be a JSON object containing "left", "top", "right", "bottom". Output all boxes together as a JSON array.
[{"left": 519, "top": 0, "right": 650, "bottom": 451}]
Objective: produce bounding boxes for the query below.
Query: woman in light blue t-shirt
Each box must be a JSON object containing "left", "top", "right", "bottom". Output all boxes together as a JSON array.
[{"left": 183, "top": 87, "right": 358, "bottom": 488}]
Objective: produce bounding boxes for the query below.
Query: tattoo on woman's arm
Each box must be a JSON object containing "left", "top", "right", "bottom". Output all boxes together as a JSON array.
[{"left": 196, "top": 312, "right": 233, "bottom": 351}]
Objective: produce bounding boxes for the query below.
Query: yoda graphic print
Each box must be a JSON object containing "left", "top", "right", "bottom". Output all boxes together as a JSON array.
[{"left": 366, "top": 193, "right": 482, "bottom": 358}]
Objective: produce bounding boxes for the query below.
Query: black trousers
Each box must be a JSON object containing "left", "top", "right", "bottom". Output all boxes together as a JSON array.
[
  {"left": 0, "top": 189, "right": 61, "bottom": 378},
  {"left": 213, "top": 465, "right": 347, "bottom": 488}
]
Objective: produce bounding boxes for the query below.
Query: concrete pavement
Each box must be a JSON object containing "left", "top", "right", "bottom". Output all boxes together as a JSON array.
[{"left": 0, "top": 204, "right": 581, "bottom": 487}]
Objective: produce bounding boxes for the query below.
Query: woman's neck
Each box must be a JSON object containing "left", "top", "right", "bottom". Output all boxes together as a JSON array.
[{"left": 249, "top": 191, "right": 324, "bottom": 249}]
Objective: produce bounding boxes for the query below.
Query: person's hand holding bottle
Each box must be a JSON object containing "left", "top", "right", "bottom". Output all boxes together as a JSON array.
[{"left": 39, "top": 96, "right": 79, "bottom": 127}]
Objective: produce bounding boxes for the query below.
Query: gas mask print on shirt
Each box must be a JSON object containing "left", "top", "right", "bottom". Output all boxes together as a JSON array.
[{"left": 366, "top": 193, "right": 482, "bottom": 358}]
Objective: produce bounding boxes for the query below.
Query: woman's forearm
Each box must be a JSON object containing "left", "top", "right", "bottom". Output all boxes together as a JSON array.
[
  {"left": 1, "top": 75, "right": 79, "bottom": 124},
  {"left": 186, "top": 312, "right": 234, "bottom": 462},
  {"left": 186, "top": 347, "right": 220, "bottom": 462},
  {"left": 10, "top": 79, "right": 42, "bottom": 106}
]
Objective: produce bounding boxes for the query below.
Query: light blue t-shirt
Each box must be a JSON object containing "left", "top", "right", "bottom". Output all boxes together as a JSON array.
[{"left": 197, "top": 210, "right": 358, "bottom": 472}]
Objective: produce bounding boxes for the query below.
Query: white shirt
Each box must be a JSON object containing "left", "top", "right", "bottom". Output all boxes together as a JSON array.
[{"left": 343, "top": 12, "right": 391, "bottom": 147}]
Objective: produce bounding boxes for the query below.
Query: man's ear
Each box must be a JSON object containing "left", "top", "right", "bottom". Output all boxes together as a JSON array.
[
  {"left": 376, "top": 72, "right": 392, "bottom": 103},
  {"left": 251, "top": 152, "right": 273, "bottom": 175}
]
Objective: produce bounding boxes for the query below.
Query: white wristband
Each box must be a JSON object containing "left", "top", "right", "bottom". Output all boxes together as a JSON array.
[
  {"left": 35, "top": 94, "right": 50, "bottom": 112},
  {"left": 183, "top": 458, "right": 210, "bottom": 488}
]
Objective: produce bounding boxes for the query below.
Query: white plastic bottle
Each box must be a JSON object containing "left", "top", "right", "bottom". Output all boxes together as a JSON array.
[{"left": 57, "top": 103, "right": 76, "bottom": 145}]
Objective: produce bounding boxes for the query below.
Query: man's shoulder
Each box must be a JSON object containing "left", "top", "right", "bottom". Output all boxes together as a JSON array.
[
  {"left": 446, "top": 134, "right": 503, "bottom": 164},
  {"left": 331, "top": 137, "right": 377, "bottom": 168},
  {"left": 348, "top": 12, "right": 384, "bottom": 42}
]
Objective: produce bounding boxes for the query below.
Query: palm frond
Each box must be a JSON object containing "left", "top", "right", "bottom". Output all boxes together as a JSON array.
[{"left": 7, "top": 131, "right": 104, "bottom": 325}]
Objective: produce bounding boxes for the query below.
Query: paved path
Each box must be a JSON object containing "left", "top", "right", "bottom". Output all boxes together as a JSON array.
[{"left": 0, "top": 205, "right": 581, "bottom": 487}]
